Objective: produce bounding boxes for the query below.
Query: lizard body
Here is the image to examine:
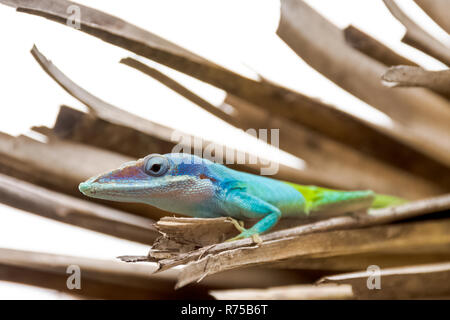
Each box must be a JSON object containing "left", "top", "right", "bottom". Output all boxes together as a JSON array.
[{"left": 79, "top": 153, "right": 405, "bottom": 240}]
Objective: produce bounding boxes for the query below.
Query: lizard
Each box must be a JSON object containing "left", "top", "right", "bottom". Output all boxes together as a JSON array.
[{"left": 79, "top": 153, "right": 406, "bottom": 242}]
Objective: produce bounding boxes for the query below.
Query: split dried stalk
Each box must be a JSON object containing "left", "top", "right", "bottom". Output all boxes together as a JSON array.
[
  {"left": 269, "top": 251, "right": 450, "bottom": 272},
  {"left": 30, "top": 45, "right": 176, "bottom": 144},
  {"left": 0, "top": 247, "right": 203, "bottom": 299},
  {"left": 174, "top": 218, "right": 450, "bottom": 288},
  {"left": 120, "top": 57, "right": 239, "bottom": 127},
  {"left": 414, "top": 0, "right": 450, "bottom": 34},
  {"left": 382, "top": 66, "right": 450, "bottom": 99},
  {"left": 210, "top": 284, "right": 354, "bottom": 300},
  {"left": 1, "top": 248, "right": 320, "bottom": 295},
  {"left": 48, "top": 105, "right": 176, "bottom": 159},
  {"left": 145, "top": 216, "right": 326, "bottom": 261},
  {"left": 137, "top": 194, "right": 450, "bottom": 287},
  {"left": 319, "top": 262, "right": 450, "bottom": 299},
  {"left": 383, "top": 0, "right": 450, "bottom": 66},
  {"left": 152, "top": 194, "right": 450, "bottom": 268},
  {"left": 344, "top": 25, "right": 419, "bottom": 67},
  {"left": 278, "top": 0, "right": 450, "bottom": 166}
]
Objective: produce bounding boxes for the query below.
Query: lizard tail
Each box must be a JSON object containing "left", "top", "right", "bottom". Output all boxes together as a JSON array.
[{"left": 371, "top": 194, "right": 407, "bottom": 209}]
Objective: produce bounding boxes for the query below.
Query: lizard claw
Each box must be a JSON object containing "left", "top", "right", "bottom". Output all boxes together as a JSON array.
[{"left": 228, "top": 217, "right": 246, "bottom": 233}]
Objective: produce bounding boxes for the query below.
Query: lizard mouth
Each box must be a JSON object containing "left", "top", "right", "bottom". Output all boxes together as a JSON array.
[
  {"left": 78, "top": 180, "right": 152, "bottom": 199},
  {"left": 79, "top": 174, "right": 216, "bottom": 204}
]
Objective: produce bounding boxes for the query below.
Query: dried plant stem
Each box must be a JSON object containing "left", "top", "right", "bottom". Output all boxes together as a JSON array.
[
  {"left": 382, "top": 66, "right": 450, "bottom": 99},
  {"left": 414, "top": 0, "right": 450, "bottom": 34},
  {"left": 344, "top": 25, "right": 419, "bottom": 67},
  {"left": 278, "top": 0, "right": 450, "bottom": 166},
  {"left": 319, "top": 262, "right": 450, "bottom": 299},
  {"left": 141, "top": 195, "right": 450, "bottom": 286},
  {"left": 383, "top": 0, "right": 450, "bottom": 66},
  {"left": 210, "top": 284, "right": 354, "bottom": 300}
]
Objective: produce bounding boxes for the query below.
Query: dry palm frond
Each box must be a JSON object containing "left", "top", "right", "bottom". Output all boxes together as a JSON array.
[
  {"left": 382, "top": 66, "right": 450, "bottom": 99},
  {"left": 0, "top": 0, "right": 449, "bottom": 300},
  {"left": 383, "top": 0, "right": 450, "bottom": 66}
]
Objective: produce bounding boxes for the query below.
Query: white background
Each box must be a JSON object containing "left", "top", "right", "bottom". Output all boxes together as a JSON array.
[{"left": 0, "top": 0, "right": 448, "bottom": 298}]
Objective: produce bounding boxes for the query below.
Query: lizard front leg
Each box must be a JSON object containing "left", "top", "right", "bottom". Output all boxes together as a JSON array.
[{"left": 223, "top": 189, "right": 281, "bottom": 243}]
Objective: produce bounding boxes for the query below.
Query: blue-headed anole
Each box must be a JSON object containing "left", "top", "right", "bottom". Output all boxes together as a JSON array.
[{"left": 79, "top": 153, "right": 405, "bottom": 242}]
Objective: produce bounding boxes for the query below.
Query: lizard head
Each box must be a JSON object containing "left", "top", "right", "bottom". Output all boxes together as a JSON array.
[{"left": 78, "top": 153, "right": 218, "bottom": 213}]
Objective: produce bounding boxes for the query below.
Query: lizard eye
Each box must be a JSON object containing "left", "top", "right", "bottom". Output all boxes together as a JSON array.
[{"left": 144, "top": 154, "right": 170, "bottom": 177}]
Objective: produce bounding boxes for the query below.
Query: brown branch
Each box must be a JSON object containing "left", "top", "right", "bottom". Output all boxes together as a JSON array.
[
  {"left": 383, "top": 0, "right": 450, "bottom": 66},
  {"left": 318, "top": 262, "right": 450, "bottom": 299},
  {"left": 382, "top": 66, "right": 450, "bottom": 99},
  {"left": 175, "top": 218, "right": 450, "bottom": 288},
  {"left": 146, "top": 216, "right": 326, "bottom": 261},
  {"left": 138, "top": 194, "right": 450, "bottom": 285},
  {"left": 150, "top": 215, "right": 450, "bottom": 272},
  {"left": 269, "top": 252, "right": 450, "bottom": 272},
  {"left": 414, "top": 0, "right": 450, "bottom": 34},
  {"left": 344, "top": 25, "right": 419, "bottom": 67},
  {"left": 0, "top": 173, "right": 159, "bottom": 244},
  {"left": 45, "top": 105, "right": 175, "bottom": 159},
  {"left": 210, "top": 284, "right": 354, "bottom": 300},
  {"left": 0, "top": 247, "right": 207, "bottom": 299},
  {"left": 2, "top": 1, "right": 448, "bottom": 178},
  {"left": 30, "top": 45, "right": 176, "bottom": 144},
  {"left": 129, "top": 195, "right": 450, "bottom": 268},
  {"left": 120, "top": 57, "right": 239, "bottom": 127},
  {"left": 150, "top": 192, "right": 449, "bottom": 255},
  {"left": 0, "top": 247, "right": 323, "bottom": 297},
  {"left": 277, "top": 0, "right": 450, "bottom": 166},
  {"left": 55, "top": 105, "right": 176, "bottom": 158}
]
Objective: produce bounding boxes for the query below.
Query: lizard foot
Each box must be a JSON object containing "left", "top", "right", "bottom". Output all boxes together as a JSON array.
[{"left": 251, "top": 234, "right": 262, "bottom": 244}]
